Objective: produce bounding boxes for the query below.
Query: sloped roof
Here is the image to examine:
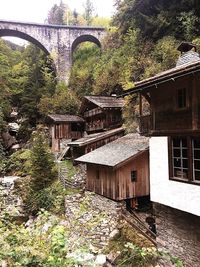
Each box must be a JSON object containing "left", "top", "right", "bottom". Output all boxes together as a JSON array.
[
  {"left": 47, "top": 114, "right": 85, "bottom": 123},
  {"left": 121, "top": 54, "right": 200, "bottom": 96},
  {"left": 80, "top": 95, "right": 124, "bottom": 112},
  {"left": 68, "top": 127, "right": 124, "bottom": 147},
  {"left": 75, "top": 133, "right": 149, "bottom": 168}
]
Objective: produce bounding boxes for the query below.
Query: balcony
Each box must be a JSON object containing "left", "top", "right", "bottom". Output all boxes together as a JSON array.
[
  {"left": 84, "top": 108, "right": 103, "bottom": 118},
  {"left": 86, "top": 121, "right": 104, "bottom": 132},
  {"left": 71, "top": 131, "right": 83, "bottom": 139},
  {"left": 139, "top": 115, "right": 152, "bottom": 135}
]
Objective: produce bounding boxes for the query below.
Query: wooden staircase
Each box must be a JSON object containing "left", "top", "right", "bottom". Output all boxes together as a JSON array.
[
  {"left": 57, "top": 146, "right": 70, "bottom": 161},
  {"left": 121, "top": 209, "right": 157, "bottom": 246}
]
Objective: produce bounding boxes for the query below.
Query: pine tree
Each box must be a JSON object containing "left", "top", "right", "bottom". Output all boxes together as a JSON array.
[{"left": 30, "top": 131, "right": 57, "bottom": 191}]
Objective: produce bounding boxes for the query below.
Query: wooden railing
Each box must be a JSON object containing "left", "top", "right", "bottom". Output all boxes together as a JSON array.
[
  {"left": 139, "top": 115, "right": 152, "bottom": 135},
  {"left": 71, "top": 131, "right": 83, "bottom": 139},
  {"left": 84, "top": 108, "right": 103, "bottom": 118},
  {"left": 86, "top": 121, "right": 104, "bottom": 132}
]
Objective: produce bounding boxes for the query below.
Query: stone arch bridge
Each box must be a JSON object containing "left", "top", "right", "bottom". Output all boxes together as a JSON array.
[{"left": 0, "top": 20, "right": 106, "bottom": 82}]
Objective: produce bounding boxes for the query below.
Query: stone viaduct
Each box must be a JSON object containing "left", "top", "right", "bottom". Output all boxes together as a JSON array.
[{"left": 0, "top": 20, "right": 106, "bottom": 82}]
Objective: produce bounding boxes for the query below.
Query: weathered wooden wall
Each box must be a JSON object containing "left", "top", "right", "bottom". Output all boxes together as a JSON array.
[
  {"left": 140, "top": 73, "right": 200, "bottom": 135},
  {"left": 117, "top": 150, "right": 150, "bottom": 200},
  {"left": 51, "top": 123, "right": 83, "bottom": 152},
  {"left": 86, "top": 150, "right": 149, "bottom": 200}
]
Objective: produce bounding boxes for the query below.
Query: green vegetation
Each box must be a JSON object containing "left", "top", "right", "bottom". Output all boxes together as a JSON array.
[
  {"left": 0, "top": 210, "right": 92, "bottom": 267},
  {"left": 60, "top": 160, "right": 77, "bottom": 180},
  {"left": 104, "top": 223, "right": 184, "bottom": 267},
  {"left": 0, "top": 0, "right": 197, "bottom": 265}
]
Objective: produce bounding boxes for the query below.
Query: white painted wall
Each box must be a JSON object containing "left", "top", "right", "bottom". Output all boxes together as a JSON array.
[{"left": 150, "top": 137, "right": 200, "bottom": 216}]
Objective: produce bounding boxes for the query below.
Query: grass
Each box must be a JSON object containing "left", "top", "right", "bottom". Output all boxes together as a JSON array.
[{"left": 60, "top": 160, "right": 77, "bottom": 181}]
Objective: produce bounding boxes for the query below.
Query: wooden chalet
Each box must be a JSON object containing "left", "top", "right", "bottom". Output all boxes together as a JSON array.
[
  {"left": 120, "top": 42, "right": 200, "bottom": 266},
  {"left": 68, "top": 127, "right": 124, "bottom": 159},
  {"left": 122, "top": 42, "right": 200, "bottom": 137},
  {"left": 47, "top": 114, "right": 85, "bottom": 152},
  {"left": 80, "top": 96, "right": 124, "bottom": 133},
  {"left": 75, "top": 134, "right": 149, "bottom": 202}
]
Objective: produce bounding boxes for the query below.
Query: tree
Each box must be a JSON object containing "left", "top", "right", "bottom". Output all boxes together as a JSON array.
[
  {"left": 30, "top": 131, "right": 57, "bottom": 190},
  {"left": 46, "top": 1, "right": 67, "bottom": 25},
  {"left": 83, "top": 0, "right": 94, "bottom": 25},
  {"left": 69, "top": 42, "right": 101, "bottom": 97},
  {"left": 23, "top": 130, "right": 57, "bottom": 214},
  {"left": 38, "top": 82, "right": 80, "bottom": 116},
  {"left": 16, "top": 44, "right": 56, "bottom": 126},
  {"left": 113, "top": 0, "right": 200, "bottom": 41}
]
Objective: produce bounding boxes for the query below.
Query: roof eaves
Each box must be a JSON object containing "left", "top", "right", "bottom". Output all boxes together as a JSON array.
[
  {"left": 120, "top": 60, "right": 200, "bottom": 97},
  {"left": 113, "top": 148, "right": 148, "bottom": 170}
]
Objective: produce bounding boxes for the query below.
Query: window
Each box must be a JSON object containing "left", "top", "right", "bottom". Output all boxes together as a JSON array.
[
  {"left": 193, "top": 138, "right": 200, "bottom": 181},
  {"left": 131, "top": 170, "right": 137, "bottom": 182},
  {"left": 177, "top": 88, "right": 187, "bottom": 109},
  {"left": 172, "top": 138, "right": 188, "bottom": 180},
  {"left": 169, "top": 137, "right": 200, "bottom": 184}
]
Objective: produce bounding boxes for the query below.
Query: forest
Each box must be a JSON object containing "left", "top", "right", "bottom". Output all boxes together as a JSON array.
[{"left": 0, "top": 0, "right": 199, "bottom": 266}]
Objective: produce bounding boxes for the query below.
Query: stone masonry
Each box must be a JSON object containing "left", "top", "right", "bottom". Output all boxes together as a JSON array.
[
  {"left": 64, "top": 191, "right": 124, "bottom": 250},
  {"left": 0, "top": 20, "right": 106, "bottom": 82},
  {"left": 154, "top": 203, "right": 200, "bottom": 267}
]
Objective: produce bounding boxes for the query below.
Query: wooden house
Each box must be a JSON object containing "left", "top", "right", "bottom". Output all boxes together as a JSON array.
[
  {"left": 75, "top": 134, "right": 149, "bottom": 203},
  {"left": 122, "top": 42, "right": 200, "bottom": 137},
  {"left": 121, "top": 42, "right": 200, "bottom": 266},
  {"left": 47, "top": 114, "right": 85, "bottom": 152},
  {"left": 80, "top": 96, "right": 124, "bottom": 133},
  {"left": 68, "top": 127, "right": 124, "bottom": 159}
]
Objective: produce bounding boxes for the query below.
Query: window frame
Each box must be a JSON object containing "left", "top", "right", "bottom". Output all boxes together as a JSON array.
[
  {"left": 169, "top": 136, "right": 200, "bottom": 185},
  {"left": 175, "top": 88, "right": 188, "bottom": 110},
  {"left": 131, "top": 170, "right": 137, "bottom": 182}
]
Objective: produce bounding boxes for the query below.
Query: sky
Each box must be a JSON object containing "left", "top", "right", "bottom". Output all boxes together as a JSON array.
[
  {"left": 0, "top": 0, "right": 116, "bottom": 23},
  {"left": 0, "top": 0, "right": 116, "bottom": 44}
]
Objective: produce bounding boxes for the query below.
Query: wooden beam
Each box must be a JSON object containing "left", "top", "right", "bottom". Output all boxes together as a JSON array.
[
  {"left": 141, "top": 92, "right": 151, "bottom": 104},
  {"left": 192, "top": 74, "right": 199, "bottom": 130},
  {"left": 139, "top": 93, "right": 142, "bottom": 116}
]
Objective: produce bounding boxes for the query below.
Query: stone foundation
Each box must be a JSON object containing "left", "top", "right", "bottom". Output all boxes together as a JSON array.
[
  {"left": 154, "top": 203, "right": 200, "bottom": 267},
  {"left": 64, "top": 191, "right": 124, "bottom": 250}
]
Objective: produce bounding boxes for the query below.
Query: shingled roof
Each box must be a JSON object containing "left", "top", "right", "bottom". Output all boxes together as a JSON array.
[
  {"left": 75, "top": 133, "right": 149, "bottom": 168},
  {"left": 80, "top": 95, "right": 124, "bottom": 113},
  {"left": 121, "top": 49, "right": 200, "bottom": 96},
  {"left": 47, "top": 114, "right": 85, "bottom": 123},
  {"left": 68, "top": 127, "right": 124, "bottom": 147}
]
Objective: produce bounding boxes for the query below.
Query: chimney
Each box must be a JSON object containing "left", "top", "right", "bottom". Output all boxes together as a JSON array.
[{"left": 176, "top": 42, "right": 200, "bottom": 67}]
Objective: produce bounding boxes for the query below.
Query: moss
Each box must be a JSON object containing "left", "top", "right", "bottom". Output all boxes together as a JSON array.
[
  {"left": 60, "top": 160, "right": 77, "bottom": 181},
  {"left": 103, "top": 221, "right": 157, "bottom": 267}
]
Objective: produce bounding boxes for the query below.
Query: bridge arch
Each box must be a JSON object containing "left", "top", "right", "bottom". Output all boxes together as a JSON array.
[
  {"left": 0, "top": 29, "right": 49, "bottom": 55},
  {"left": 0, "top": 20, "right": 106, "bottom": 83},
  {"left": 71, "top": 34, "right": 101, "bottom": 54}
]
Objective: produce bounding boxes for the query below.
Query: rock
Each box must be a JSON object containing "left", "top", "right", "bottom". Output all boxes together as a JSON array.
[
  {"left": 42, "top": 222, "right": 52, "bottom": 232},
  {"left": 89, "top": 244, "right": 100, "bottom": 254},
  {"left": 109, "top": 229, "right": 120, "bottom": 240},
  {"left": 95, "top": 254, "right": 107, "bottom": 266},
  {"left": 106, "top": 251, "right": 121, "bottom": 264}
]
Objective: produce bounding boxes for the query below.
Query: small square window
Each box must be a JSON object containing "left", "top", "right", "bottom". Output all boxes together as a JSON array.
[{"left": 131, "top": 170, "right": 137, "bottom": 182}]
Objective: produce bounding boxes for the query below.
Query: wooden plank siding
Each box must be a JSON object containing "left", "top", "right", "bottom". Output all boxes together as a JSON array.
[
  {"left": 87, "top": 164, "right": 118, "bottom": 200},
  {"left": 139, "top": 74, "right": 200, "bottom": 136},
  {"left": 86, "top": 150, "right": 149, "bottom": 201},
  {"left": 85, "top": 109, "right": 122, "bottom": 133},
  {"left": 116, "top": 150, "right": 149, "bottom": 200},
  {"left": 51, "top": 123, "right": 84, "bottom": 152}
]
